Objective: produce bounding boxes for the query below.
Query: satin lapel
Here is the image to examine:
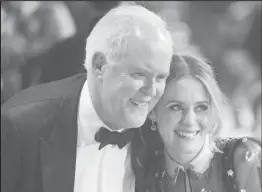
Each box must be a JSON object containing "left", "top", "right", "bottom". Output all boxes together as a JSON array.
[{"left": 40, "top": 73, "right": 86, "bottom": 192}]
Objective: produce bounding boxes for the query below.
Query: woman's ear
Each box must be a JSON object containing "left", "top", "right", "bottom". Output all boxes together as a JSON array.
[{"left": 148, "top": 110, "right": 157, "bottom": 122}]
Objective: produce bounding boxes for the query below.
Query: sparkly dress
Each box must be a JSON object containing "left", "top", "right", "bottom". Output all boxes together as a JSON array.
[
  {"left": 131, "top": 123, "right": 261, "bottom": 192},
  {"left": 155, "top": 151, "right": 231, "bottom": 192}
]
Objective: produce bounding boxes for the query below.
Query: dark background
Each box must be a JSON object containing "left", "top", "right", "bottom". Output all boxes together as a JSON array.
[{"left": 1, "top": 1, "right": 261, "bottom": 138}]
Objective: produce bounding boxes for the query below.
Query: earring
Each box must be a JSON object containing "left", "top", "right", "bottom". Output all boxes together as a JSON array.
[{"left": 151, "top": 120, "right": 157, "bottom": 131}]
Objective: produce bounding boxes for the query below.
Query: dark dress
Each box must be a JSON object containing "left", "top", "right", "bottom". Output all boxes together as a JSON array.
[{"left": 131, "top": 119, "right": 261, "bottom": 192}]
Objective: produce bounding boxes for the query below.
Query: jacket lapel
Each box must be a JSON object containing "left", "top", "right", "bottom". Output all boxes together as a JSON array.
[{"left": 39, "top": 73, "right": 87, "bottom": 192}]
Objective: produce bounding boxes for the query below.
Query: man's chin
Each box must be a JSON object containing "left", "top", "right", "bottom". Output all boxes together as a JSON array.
[{"left": 126, "top": 115, "right": 147, "bottom": 128}]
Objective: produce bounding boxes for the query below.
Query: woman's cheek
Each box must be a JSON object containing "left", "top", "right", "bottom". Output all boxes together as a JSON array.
[
  {"left": 159, "top": 129, "right": 173, "bottom": 147},
  {"left": 169, "top": 112, "right": 183, "bottom": 129},
  {"left": 197, "top": 115, "right": 213, "bottom": 132},
  {"left": 158, "top": 117, "right": 176, "bottom": 146}
]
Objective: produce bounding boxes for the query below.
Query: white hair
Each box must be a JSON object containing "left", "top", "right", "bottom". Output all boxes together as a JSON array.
[{"left": 84, "top": 3, "right": 173, "bottom": 70}]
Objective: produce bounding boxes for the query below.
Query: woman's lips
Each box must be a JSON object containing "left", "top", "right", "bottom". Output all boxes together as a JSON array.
[{"left": 174, "top": 130, "right": 200, "bottom": 140}]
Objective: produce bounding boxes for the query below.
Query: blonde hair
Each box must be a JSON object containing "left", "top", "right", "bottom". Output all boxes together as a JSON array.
[
  {"left": 84, "top": 3, "right": 173, "bottom": 70},
  {"left": 167, "top": 53, "right": 229, "bottom": 149}
]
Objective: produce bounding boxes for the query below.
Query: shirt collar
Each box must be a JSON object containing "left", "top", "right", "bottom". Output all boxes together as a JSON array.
[{"left": 165, "top": 135, "right": 214, "bottom": 174}]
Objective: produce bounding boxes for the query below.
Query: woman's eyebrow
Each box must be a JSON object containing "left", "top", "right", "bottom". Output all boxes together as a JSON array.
[
  {"left": 165, "top": 100, "right": 210, "bottom": 105},
  {"left": 165, "top": 100, "right": 184, "bottom": 105},
  {"left": 195, "top": 101, "right": 209, "bottom": 105}
]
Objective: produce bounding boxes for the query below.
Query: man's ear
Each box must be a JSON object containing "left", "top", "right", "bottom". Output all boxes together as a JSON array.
[
  {"left": 148, "top": 110, "right": 157, "bottom": 121},
  {"left": 92, "top": 51, "right": 107, "bottom": 78}
]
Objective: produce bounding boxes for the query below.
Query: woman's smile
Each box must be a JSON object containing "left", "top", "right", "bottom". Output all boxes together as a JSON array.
[{"left": 174, "top": 129, "right": 200, "bottom": 140}]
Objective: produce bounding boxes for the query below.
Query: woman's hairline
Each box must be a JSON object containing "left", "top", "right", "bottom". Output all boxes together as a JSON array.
[{"left": 164, "top": 55, "right": 225, "bottom": 138}]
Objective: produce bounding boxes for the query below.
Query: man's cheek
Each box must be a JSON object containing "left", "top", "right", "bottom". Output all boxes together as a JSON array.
[
  {"left": 152, "top": 89, "right": 163, "bottom": 106},
  {"left": 123, "top": 82, "right": 144, "bottom": 96},
  {"left": 119, "top": 74, "right": 144, "bottom": 91},
  {"left": 157, "top": 83, "right": 166, "bottom": 97},
  {"left": 131, "top": 79, "right": 145, "bottom": 90}
]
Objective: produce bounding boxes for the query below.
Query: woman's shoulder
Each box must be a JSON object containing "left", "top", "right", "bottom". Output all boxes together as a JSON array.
[
  {"left": 215, "top": 137, "right": 261, "bottom": 191},
  {"left": 215, "top": 137, "right": 261, "bottom": 170},
  {"left": 215, "top": 137, "right": 261, "bottom": 156}
]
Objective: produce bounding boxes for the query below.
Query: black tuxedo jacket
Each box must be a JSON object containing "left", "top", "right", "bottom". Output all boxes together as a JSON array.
[{"left": 1, "top": 73, "right": 87, "bottom": 192}]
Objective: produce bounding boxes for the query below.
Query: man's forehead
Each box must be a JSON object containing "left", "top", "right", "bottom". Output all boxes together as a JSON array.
[
  {"left": 131, "top": 23, "right": 170, "bottom": 44},
  {"left": 124, "top": 34, "right": 171, "bottom": 58},
  {"left": 133, "top": 23, "right": 168, "bottom": 38},
  {"left": 126, "top": 61, "right": 170, "bottom": 75}
]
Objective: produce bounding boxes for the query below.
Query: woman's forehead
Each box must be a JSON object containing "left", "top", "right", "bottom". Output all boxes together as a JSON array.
[{"left": 162, "top": 77, "right": 210, "bottom": 103}]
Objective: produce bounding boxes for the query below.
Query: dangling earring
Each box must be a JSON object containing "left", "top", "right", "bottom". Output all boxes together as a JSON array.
[{"left": 151, "top": 120, "right": 157, "bottom": 131}]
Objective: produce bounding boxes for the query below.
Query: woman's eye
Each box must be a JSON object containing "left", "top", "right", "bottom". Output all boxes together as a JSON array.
[
  {"left": 170, "top": 104, "right": 183, "bottom": 111},
  {"left": 195, "top": 104, "right": 209, "bottom": 112}
]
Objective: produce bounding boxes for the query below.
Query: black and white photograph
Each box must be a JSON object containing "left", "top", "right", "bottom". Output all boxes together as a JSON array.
[{"left": 1, "top": 1, "right": 261, "bottom": 192}]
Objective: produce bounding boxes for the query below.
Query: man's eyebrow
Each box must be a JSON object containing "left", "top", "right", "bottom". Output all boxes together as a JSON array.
[
  {"left": 158, "top": 72, "right": 169, "bottom": 78},
  {"left": 129, "top": 64, "right": 169, "bottom": 78},
  {"left": 128, "top": 65, "right": 152, "bottom": 74}
]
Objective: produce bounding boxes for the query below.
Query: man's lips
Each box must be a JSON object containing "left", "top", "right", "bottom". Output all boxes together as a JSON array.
[{"left": 130, "top": 99, "right": 150, "bottom": 107}]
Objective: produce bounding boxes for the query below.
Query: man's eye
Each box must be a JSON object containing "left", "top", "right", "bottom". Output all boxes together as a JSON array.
[
  {"left": 156, "top": 75, "right": 167, "bottom": 81},
  {"left": 131, "top": 72, "right": 145, "bottom": 79},
  {"left": 195, "top": 104, "right": 209, "bottom": 112},
  {"left": 170, "top": 104, "right": 183, "bottom": 111}
]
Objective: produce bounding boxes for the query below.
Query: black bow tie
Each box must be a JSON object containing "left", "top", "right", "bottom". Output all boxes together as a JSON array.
[{"left": 95, "top": 127, "right": 135, "bottom": 150}]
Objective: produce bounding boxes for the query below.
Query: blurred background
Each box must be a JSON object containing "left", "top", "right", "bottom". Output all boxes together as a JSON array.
[{"left": 1, "top": 1, "right": 261, "bottom": 140}]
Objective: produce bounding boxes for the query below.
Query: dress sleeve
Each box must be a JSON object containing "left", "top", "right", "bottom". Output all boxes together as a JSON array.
[{"left": 233, "top": 138, "right": 261, "bottom": 191}]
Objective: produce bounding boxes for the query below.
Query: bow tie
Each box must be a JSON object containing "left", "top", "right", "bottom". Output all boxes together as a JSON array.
[{"left": 95, "top": 127, "right": 135, "bottom": 150}]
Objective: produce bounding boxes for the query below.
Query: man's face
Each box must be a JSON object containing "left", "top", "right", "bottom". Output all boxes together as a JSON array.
[{"left": 100, "top": 34, "right": 173, "bottom": 129}]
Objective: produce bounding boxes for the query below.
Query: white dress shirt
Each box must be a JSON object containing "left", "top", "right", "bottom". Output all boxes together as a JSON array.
[{"left": 73, "top": 81, "right": 135, "bottom": 192}]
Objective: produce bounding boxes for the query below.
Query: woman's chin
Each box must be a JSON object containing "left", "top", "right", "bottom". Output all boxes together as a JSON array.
[{"left": 172, "top": 133, "right": 205, "bottom": 153}]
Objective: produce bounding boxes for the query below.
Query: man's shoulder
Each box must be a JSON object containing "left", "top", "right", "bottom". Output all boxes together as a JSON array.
[
  {"left": 1, "top": 73, "right": 87, "bottom": 133},
  {"left": 2, "top": 73, "right": 87, "bottom": 111}
]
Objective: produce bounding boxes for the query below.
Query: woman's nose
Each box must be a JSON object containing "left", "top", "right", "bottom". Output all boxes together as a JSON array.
[{"left": 182, "top": 109, "right": 196, "bottom": 126}]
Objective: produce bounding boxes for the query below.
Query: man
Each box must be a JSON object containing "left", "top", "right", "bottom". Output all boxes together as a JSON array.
[{"left": 1, "top": 4, "right": 173, "bottom": 192}]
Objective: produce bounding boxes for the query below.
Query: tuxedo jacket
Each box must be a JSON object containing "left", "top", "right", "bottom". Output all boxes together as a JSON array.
[{"left": 1, "top": 73, "right": 87, "bottom": 192}]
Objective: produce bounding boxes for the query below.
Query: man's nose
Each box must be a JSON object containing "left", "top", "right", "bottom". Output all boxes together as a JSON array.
[{"left": 141, "top": 78, "right": 157, "bottom": 97}]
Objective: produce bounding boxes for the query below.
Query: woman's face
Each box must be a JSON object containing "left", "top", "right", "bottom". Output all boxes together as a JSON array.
[{"left": 153, "top": 76, "right": 213, "bottom": 154}]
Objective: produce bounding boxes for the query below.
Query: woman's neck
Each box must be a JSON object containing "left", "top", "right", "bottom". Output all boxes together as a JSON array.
[
  {"left": 165, "top": 147, "right": 202, "bottom": 165},
  {"left": 164, "top": 144, "right": 205, "bottom": 176}
]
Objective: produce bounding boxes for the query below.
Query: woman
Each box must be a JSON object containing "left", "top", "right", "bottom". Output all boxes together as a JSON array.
[{"left": 131, "top": 54, "right": 261, "bottom": 192}]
